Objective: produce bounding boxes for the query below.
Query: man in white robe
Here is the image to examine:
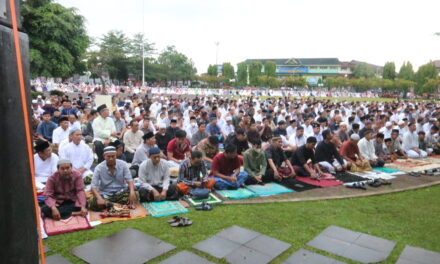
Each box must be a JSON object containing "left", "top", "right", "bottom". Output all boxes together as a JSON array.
[
  {"left": 402, "top": 123, "right": 428, "bottom": 158},
  {"left": 34, "top": 140, "right": 59, "bottom": 184},
  {"left": 59, "top": 128, "right": 94, "bottom": 177}
]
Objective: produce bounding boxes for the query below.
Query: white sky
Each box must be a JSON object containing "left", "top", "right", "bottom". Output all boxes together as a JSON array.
[{"left": 57, "top": 0, "right": 440, "bottom": 73}]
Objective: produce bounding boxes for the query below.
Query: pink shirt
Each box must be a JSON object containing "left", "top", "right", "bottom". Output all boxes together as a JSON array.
[{"left": 44, "top": 170, "right": 86, "bottom": 208}]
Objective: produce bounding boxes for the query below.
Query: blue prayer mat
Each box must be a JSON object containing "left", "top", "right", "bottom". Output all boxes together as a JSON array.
[
  {"left": 246, "top": 182, "right": 294, "bottom": 196},
  {"left": 142, "top": 201, "right": 188, "bottom": 218},
  {"left": 216, "top": 188, "right": 256, "bottom": 200}
]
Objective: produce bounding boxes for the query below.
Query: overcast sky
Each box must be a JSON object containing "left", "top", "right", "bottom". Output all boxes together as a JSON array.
[{"left": 57, "top": 0, "right": 440, "bottom": 73}]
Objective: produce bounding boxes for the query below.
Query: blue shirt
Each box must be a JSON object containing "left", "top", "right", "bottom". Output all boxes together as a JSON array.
[
  {"left": 36, "top": 121, "right": 58, "bottom": 141},
  {"left": 91, "top": 160, "right": 133, "bottom": 198},
  {"left": 61, "top": 107, "right": 78, "bottom": 116},
  {"left": 206, "top": 123, "right": 221, "bottom": 136}
]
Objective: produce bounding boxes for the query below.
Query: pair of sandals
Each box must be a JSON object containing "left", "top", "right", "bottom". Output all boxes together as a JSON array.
[
  {"left": 195, "top": 201, "right": 213, "bottom": 211},
  {"left": 345, "top": 182, "right": 367, "bottom": 190},
  {"left": 168, "top": 216, "right": 192, "bottom": 227},
  {"left": 368, "top": 179, "right": 392, "bottom": 188}
]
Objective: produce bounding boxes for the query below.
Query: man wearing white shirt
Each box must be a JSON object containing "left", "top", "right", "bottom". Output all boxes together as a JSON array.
[
  {"left": 288, "top": 126, "right": 306, "bottom": 148},
  {"left": 397, "top": 120, "right": 408, "bottom": 140},
  {"left": 402, "top": 123, "right": 428, "bottom": 158},
  {"left": 123, "top": 120, "right": 144, "bottom": 163},
  {"left": 184, "top": 117, "right": 199, "bottom": 140},
  {"left": 93, "top": 104, "right": 117, "bottom": 163},
  {"left": 34, "top": 140, "right": 59, "bottom": 184},
  {"left": 286, "top": 120, "right": 297, "bottom": 139},
  {"left": 59, "top": 128, "right": 94, "bottom": 178},
  {"left": 357, "top": 129, "right": 385, "bottom": 167},
  {"left": 222, "top": 116, "right": 235, "bottom": 136},
  {"left": 379, "top": 121, "right": 393, "bottom": 139},
  {"left": 52, "top": 116, "right": 70, "bottom": 146}
]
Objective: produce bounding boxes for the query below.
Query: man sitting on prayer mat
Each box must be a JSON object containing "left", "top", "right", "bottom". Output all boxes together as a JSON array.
[
  {"left": 41, "top": 159, "right": 87, "bottom": 220},
  {"left": 36, "top": 111, "right": 58, "bottom": 142},
  {"left": 59, "top": 128, "right": 94, "bottom": 178},
  {"left": 88, "top": 146, "right": 137, "bottom": 211},
  {"left": 132, "top": 132, "right": 166, "bottom": 175},
  {"left": 315, "top": 129, "right": 348, "bottom": 174},
  {"left": 291, "top": 136, "right": 325, "bottom": 178},
  {"left": 390, "top": 129, "right": 408, "bottom": 159},
  {"left": 177, "top": 150, "right": 216, "bottom": 195},
  {"left": 263, "top": 136, "right": 296, "bottom": 182},
  {"left": 92, "top": 104, "right": 117, "bottom": 163},
  {"left": 52, "top": 116, "right": 70, "bottom": 147},
  {"left": 211, "top": 144, "right": 249, "bottom": 190},
  {"left": 194, "top": 135, "right": 219, "bottom": 170},
  {"left": 358, "top": 129, "right": 385, "bottom": 167},
  {"left": 34, "top": 140, "right": 59, "bottom": 184},
  {"left": 138, "top": 147, "right": 178, "bottom": 202},
  {"left": 243, "top": 138, "right": 267, "bottom": 184},
  {"left": 340, "top": 134, "right": 371, "bottom": 171},
  {"left": 167, "top": 130, "right": 191, "bottom": 166},
  {"left": 402, "top": 122, "right": 428, "bottom": 158}
]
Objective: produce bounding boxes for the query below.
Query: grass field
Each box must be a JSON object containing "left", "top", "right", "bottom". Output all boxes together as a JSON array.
[{"left": 43, "top": 185, "right": 440, "bottom": 263}]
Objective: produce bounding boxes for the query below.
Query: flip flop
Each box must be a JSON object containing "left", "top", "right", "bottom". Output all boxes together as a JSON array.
[
  {"left": 195, "top": 201, "right": 213, "bottom": 211},
  {"left": 170, "top": 217, "right": 192, "bottom": 227},
  {"left": 167, "top": 216, "right": 182, "bottom": 224}
]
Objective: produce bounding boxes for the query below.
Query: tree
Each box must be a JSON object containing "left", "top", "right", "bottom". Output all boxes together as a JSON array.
[
  {"left": 236, "top": 62, "right": 248, "bottom": 86},
  {"left": 398, "top": 61, "right": 415, "bottom": 81},
  {"left": 157, "top": 46, "right": 197, "bottom": 85},
  {"left": 383, "top": 62, "right": 396, "bottom": 80},
  {"left": 353, "top": 62, "right": 376, "bottom": 78},
  {"left": 97, "top": 30, "right": 130, "bottom": 81},
  {"left": 415, "top": 62, "right": 438, "bottom": 90},
  {"left": 419, "top": 78, "right": 440, "bottom": 95},
  {"left": 394, "top": 79, "right": 416, "bottom": 94},
  {"left": 207, "top": 65, "right": 218, "bottom": 76},
  {"left": 22, "top": 0, "right": 89, "bottom": 78},
  {"left": 221, "top": 63, "right": 235, "bottom": 79},
  {"left": 248, "top": 62, "right": 263, "bottom": 86},
  {"left": 264, "top": 61, "right": 277, "bottom": 77},
  {"left": 126, "top": 33, "right": 155, "bottom": 82}
]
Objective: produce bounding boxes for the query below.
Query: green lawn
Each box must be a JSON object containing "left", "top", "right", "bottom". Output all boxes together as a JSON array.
[{"left": 43, "top": 185, "right": 440, "bottom": 263}]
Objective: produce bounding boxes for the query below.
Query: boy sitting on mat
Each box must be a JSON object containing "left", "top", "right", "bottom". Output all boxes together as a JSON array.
[
  {"left": 291, "top": 137, "right": 326, "bottom": 179},
  {"left": 88, "top": 146, "right": 137, "bottom": 211},
  {"left": 42, "top": 159, "right": 87, "bottom": 220},
  {"left": 264, "top": 136, "right": 296, "bottom": 182},
  {"left": 211, "top": 144, "right": 248, "bottom": 190},
  {"left": 177, "top": 150, "right": 216, "bottom": 195},
  {"left": 138, "top": 147, "right": 179, "bottom": 202},
  {"left": 243, "top": 138, "right": 267, "bottom": 184}
]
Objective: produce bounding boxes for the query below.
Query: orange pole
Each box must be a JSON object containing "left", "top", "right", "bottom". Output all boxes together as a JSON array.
[{"left": 8, "top": 0, "right": 46, "bottom": 263}]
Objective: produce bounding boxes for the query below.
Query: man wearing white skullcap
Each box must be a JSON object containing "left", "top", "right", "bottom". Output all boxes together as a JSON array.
[{"left": 59, "top": 128, "right": 94, "bottom": 178}]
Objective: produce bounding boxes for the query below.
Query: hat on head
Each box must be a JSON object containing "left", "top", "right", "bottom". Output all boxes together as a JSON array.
[
  {"left": 398, "top": 120, "right": 405, "bottom": 125},
  {"left": 57, "top": 159, "right": 71, "bottom": 166},
  {"left": 34, "top": 140, "right": 50, "bottom": 152},
  {"left": 58, "top": 116, "right": 69, "bottom": 124},
  {"left": 103, "top": 146, "right": 116, "bottom": 154},
  {"left": 386, "top": 121, "right": 392, "bottom": 127},
  {"left": 97, "top": 104, "right": 108, "bottom": 113},
  {"left": 148, "top": 146, "right": 161, "bottom": 156},
  {"left": 45, "top": 100, "right": 51, "bottom": 105},
  {"left": 351, "top": 133, "right": 360, "bottom": 141},
  {"left": 32, "top": 99, "right": 38, "bottom": 104},
  {"left": 312, "top": 123, "right": 320, "bottom": 128},
  {"left": 37, "top": 95, "right": 42, "bottom": 99},
  {"left": 69, "top": 127, "right": 81, "bottom": 135},
  {"left": 158, "top": 123, "right": 166, "bottom": 129},
  {"left": 226, "top": 116, "right": 232, "bottom": 121},
  {"left": 142, "top": 132, "right": 155, "bottom": 141}
]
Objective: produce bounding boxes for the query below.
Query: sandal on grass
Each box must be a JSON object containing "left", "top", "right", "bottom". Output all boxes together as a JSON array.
[
  {"left": 195, "top": 201, "right": 213, "bottom": 211},
  {"left": 170, "top": 217, "right": 192, "bottom": 227},
  {"left": 167, "top": 216, "right": 182, "bottom": 224}
]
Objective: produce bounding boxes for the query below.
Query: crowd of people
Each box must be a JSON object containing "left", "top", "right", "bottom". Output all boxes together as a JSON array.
[{"left": 32, "top": 91, "right": 440, "bottom": 220}]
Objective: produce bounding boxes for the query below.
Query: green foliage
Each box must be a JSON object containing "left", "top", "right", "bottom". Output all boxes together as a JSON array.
[
  {"left": 398, "top": 61, "right": 415, "bottom": 81},
  {"left": 284, "top": 76, "right": 307, "bottom": 88},
  {"left": 264, "top": 61, "right": 277, "bottom": 77},
  {"left": 221, "top": 63, "right": 235, "bottom": 80},
  {"left": 383, "top": 62, "right": 396, "bottom": 80},
  {"left": 207, "top": 65, "right": 218, "bottom": 76},
  {"left": 419, "top": 78, "right": 440, "bottom": 95},
  {"left": 126, "top": 33, "right": 155, "bottom": 82},
  {"left": 22, "top": 0, "right": 90, "bottom": 78},
  {"left": 415, "top": 62, "right": 438, "bottom": 88},
  {"left": 157, "top": 46, "right": 197, "bottom": 83},
  {"left": 236, "top": 62, "right": 248, "bottom": 86},
  {"left": 257, "top": 76, "right": 281, "bottom": 88},
  {"left": 353, "top": 62, "right": 376, "bottom": 78},
  {"left": 248, "top": 62, "right": 263, "bottom": 86},
  {"left": 49, "top": 90, "right": 64, "bottom": 96},
  {"left": 31, "top": 91, "right": 44, "bottom": 99}
]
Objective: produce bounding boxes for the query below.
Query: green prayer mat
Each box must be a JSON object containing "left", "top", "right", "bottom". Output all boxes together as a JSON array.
[
  {"left": 373, "top": 167, "right": 402, "bottom": 174},
  {"left": 216, "top": 188, "right": 256, "bottom": 200},
  {"left": 142, "top": 201, "right": 188, "bottom": 218},
  {"left": 184, "top": 193, "right": 223, "bottom": 207},
  {"left": 246, "top": 182, "right": 294, "bottom": 196}
]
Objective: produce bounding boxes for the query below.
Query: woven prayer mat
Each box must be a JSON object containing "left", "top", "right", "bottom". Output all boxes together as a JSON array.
[
  {"left": 216, "top": 188, "right": 257, "bottom": 200},
  {"left": 349, "top": 170, "right": 396, "bottom": 180},
  {"left": 245, "top": 182, "right": 294, "bottom": 196},
  {"left": 43, "top": 216, "right": 92, "bottom": 236},
  {"left": 89, "top": 202, "right": 149, "bottom": 223},
  {"left": 296, "top": 176, "right": 343, "bottom": 188},
  {"left": 386, "top": 158, "right": 440, "bottom": 173},
  {"left": 336, "top": 172, "right": 370, "bottom": 183},
  {"left": 184, "top": 193, "right": 223, "bottom": 207},
  {"left": 142, "top": 200, "right": 189, "bottom": 218},
  {"left": 279, "top": 178, "right": 318, "bottom": 192}
]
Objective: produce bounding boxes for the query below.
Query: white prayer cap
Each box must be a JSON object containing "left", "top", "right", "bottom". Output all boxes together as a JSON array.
[
  {"left": 57, "top": 159, "right": 72, "bottom": 166},
  {"left": 158, "top": 123, "right": 166, "bottom": 129},
  {"left": 386, "top": 121, "right": 392, "bottom": 127},
  {"left": 37, "top": 95, "right": 42, "bottom": 98},
  {"left": 103, "top": 146, "right": 117, "bottom": 154},
  {"left": 339, "top": 122, "right": 347, "bottom": 127},
  {"left": 351, "top": 134, "right": 360, "bottom": 141},
  {"left": 45, "top": 100, "right": 52, "bottom": 104},
  {"left": 398, "top": 120, "right": 405, "bottom": 125},
  {"left": 226, "top": 116, "right": 232, "bottom": 121},
  {"left": 69, "top": 127, "right": 81, "bottom": 135},
  {"left": 32, "top": 99, "right": 38, "bottom": 104}
]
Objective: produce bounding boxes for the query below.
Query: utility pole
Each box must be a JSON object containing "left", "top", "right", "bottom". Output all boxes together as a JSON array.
[
  {"left": 215, "top": 41, "right": 219, "bottom": 66},
  {"left": 142, "top": 0, "right": 145, "bottom": 87}
]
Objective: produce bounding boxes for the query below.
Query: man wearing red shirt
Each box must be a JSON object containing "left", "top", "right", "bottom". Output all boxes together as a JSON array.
[
  {"left": 41, "top": 159, "right": 87, "bottom": 220},
  {"left": 210, "top": 144, "right": 248, "bottom": 190},
  {"left": 167, "top": 130, "right": 191, "bottom": 166}
]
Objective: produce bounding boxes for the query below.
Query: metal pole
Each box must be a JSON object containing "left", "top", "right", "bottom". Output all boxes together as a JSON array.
[{"left": 142, "top": 0, "right": 145, "bottom": 87}]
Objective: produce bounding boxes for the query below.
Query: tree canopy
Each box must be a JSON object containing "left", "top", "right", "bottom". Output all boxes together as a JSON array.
[
  {"left": 382, "top": 62, "right": 396, "bottom": 80},
  {"left": 22, "top": 0, "right": 89, "bottom": 78}
]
